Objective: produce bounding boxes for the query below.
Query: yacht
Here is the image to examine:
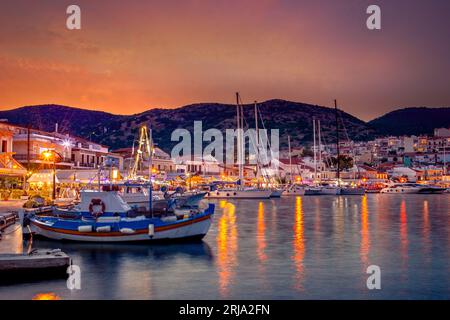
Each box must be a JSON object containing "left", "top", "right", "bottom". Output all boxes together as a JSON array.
[{"left": 380, "top": 183, "right": 423, "bottom": 194}]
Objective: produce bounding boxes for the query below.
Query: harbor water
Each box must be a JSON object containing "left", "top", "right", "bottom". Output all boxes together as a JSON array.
[{"left": 0, "top": 194, "right": 449, "bottom": 300}]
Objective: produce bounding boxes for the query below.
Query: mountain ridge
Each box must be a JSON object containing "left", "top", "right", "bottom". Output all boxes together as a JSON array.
[{"left": 0, "top": 101, "right": 448, "bottom": 152}]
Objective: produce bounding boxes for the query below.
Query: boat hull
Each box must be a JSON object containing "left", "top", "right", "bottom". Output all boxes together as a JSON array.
[
  {"left": 205, "top": 190, "right": 272, "bottom": 199},
  {"left": 380, "top": 188, "right": 420, "bottom": 194},
  {"left": 30, "top": 216, "right": 212, "bottom": 242},
  {"left": 340, "top": 187, "right": 366, "bottom": 195},
  {"left": 29, "top": 205, "right": 214, "bottom": 243},
  {"left": 269, "top": 190, "right": 284, "bottom": 198},
  {"left": 417, "top": 187, "right": 447, "bottom": 194},
  {"left": 305, "top": 187, "right": 340, "bottom": 195}
]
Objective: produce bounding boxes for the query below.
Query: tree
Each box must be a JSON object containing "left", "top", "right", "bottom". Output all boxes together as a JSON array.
[
  {"left": 330, "top": 155, "right": 354, "bottom": 171},
  {"left": 302, "top": 147, "right": 314, "bottom": 157}
]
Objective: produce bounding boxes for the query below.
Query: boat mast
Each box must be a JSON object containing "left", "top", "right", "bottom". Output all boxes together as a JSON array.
[
  {"left": 236, "top": 92, "right": 244, "bottom": 191},
  {"left": 313, "top": 118, "right": 317, "bottom": 183},
  {"left": 318, "top": 119, "right": 322, "bottom": 183},
  {"left": 334, "top": 99, "right": 340, "bottom": 186},
  {"left": 148, "top": 126, "right": 153, "bottom": 216},
  {"left": 288, "top": 135, "right": 292, "bottom": 184},
  {"left": 444, "top": 143, "right": 447, "bottom": 176},
  {"left": 254, "top": 101, "right": 260, "bottom": 187}
]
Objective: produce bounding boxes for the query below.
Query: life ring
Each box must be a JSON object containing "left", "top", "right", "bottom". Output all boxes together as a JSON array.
[{"left": 89, "top": 198, "right": 106, "bottom": 218}]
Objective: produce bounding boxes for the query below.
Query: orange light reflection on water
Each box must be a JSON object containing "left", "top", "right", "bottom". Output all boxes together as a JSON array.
[
  {"left": 360, "top": 195, "right": 370, "bottom": 268},
  {"left": 257, "top": 202, "right": 267, "bottom": 262},
  {"left": 292, "top": 196, "right": 305, "bottom": 291},
  {"left": 32, "top": 292, "right": 61, "bottom": 300},
  {"left": 217, "top": 200, "right": 238, "bottom": 298}
]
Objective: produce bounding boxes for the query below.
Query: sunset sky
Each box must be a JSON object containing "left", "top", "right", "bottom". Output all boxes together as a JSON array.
[{"left": 1, "top": 0, "right": 449, "bottom": 121}]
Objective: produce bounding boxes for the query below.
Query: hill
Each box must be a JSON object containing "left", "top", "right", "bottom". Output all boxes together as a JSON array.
[
  {"left": 368, "top": 107, "right": 450, "bottom": 136},
  {"left": 0, "top": 100, "right": 377, "bottom": 152}
]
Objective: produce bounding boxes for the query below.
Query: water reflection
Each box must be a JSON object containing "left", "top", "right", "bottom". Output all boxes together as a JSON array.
[
  {"left": 422, "top": 200, "right": 431, "bottom": 260},
  {"left": 292, "top": 196, "right": 305, "bottom": 291},
  {"left": 257, "top": 202, "right": 267, "bottom": 262},
  {"left": 1, "top": 195, "right": 449, "bottom": 299},
  {"left": 400, "top": 200, "right": 409, "bottom": 270},
  {"left": 360, "top": 195, "right": 370, "bottom": 268},
  {"left": 217, "top": 201, "right": 238, "bottom": 298},
  {"left": 32, "top": 292, "right": 61, "bottom": 300}
]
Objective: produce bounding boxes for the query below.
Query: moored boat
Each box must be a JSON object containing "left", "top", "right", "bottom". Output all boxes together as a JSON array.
[
  {"left": 340, "top": 186, "right": 365, "bottom": 195},
  {"left": 26, "top": 191, "right": 214, "bottom": 242},
  {"left": 283, "top": 184, "right": 305, "bottom": 196},
  {"left": 269, "top": 189, "right": 284, "bottom": 198},
  {"left": 205, "top": 188, "right": 272, "bottom": 199}
]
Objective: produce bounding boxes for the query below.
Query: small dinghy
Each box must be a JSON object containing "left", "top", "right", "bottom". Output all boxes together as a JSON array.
[{"left": 26, "top": 191, "right": 215, "bottom": 243}]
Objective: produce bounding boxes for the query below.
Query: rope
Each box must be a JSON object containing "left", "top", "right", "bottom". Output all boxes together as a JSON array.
[{"left": 0, "top": 223, "right": 22, "bottom": 235}]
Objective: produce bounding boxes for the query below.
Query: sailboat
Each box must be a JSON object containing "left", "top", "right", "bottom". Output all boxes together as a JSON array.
[
  {"left": 254, "top": 100, "right": 284, "bottom": 197},
  {"left": 205, "top": 94, "right": 272, "bottom": 199},
  {"left": 282, "top": 135, "right": 305, "bottom": 196},
  {"left": 333, "top": 100, "right": 365, "bottom": 195},
  {"left": 305, "top": 118, "right": 340, "bottom": 195}
]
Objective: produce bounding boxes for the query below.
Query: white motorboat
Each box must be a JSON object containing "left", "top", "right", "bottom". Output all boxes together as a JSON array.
[{"left": 380, "top": 183, "right": 423, "bottom": 194}]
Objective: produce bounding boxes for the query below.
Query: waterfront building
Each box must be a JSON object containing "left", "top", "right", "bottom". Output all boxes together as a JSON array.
[
  {"left": 0, "top": 123, "right": 27, "bottom": 189},
  {"left": 11, "top": 126, "right": 73, "bottom": 170}
]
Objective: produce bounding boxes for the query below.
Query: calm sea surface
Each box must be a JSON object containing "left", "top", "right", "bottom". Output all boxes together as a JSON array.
[{"left": 0, "top": 194, "right": 449, "bottom": 300}]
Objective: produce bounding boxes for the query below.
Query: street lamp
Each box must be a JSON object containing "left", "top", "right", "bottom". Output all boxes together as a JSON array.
[{"left": 41, "top": 149, "right": 62, "bottom": 200}]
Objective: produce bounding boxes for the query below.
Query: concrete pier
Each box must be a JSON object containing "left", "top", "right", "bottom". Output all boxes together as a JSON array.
[{"left": 0, "top": 249, "right": 70, "bottom": 283}]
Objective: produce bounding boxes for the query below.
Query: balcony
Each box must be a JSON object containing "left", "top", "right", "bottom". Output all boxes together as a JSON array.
[
  {"left": 13, "top": 154, "right": 72, "bottom": 163},
  {"left": 76, "top": 163, "right": 97, "bottom": 168}
]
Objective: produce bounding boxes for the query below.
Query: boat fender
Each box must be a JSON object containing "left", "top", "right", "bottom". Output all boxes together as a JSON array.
[
  {"left": 78, "top": 225, "right": 93, "bottom": 232},
  {"left": 148, "top": 224, "right": 154, "bottom": 237},
  {"left": 96, "top": 226, "right": 111, "bottom": 233},
  {"left": 120, "top": 228, "right": 135, "bottom": 234}
]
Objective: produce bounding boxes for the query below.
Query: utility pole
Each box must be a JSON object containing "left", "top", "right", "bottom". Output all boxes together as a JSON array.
[{"left": 27, "top": 124, "right": 30, "bottom": 169}]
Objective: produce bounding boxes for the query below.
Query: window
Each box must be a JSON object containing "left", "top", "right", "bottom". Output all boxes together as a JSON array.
[{"left": 1, "top": 140, "right": 7, "bottom": 153}]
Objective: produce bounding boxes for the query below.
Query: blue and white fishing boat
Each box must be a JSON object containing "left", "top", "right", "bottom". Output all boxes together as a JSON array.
[{"left": 26, "top": 191, "right": 215, "bottom": 242}]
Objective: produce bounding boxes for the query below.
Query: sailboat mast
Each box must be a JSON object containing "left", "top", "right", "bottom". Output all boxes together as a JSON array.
[
  {"left": 313, "top": 118, "right": 317, "bottom": 182},
  {"left": 334, "top": 99, "right": 340, "bottom": 185},
  {"left": 318, "top": 119, "right": 322, "bottom": 183},
  {"left": 254, "top": 101, "right": 259, "bottom": 187},
  {"left": 444, "top": 143, "right": 447, "bottom": 176},
  {"left": 236, "top": 92, "right": 243, "bottom": 190},
  {"left": 148, "top": 126, "right": 153, "bottom": 215},
  {"left": 288, "top": 135, "right": 292, "bottom": 184}
]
